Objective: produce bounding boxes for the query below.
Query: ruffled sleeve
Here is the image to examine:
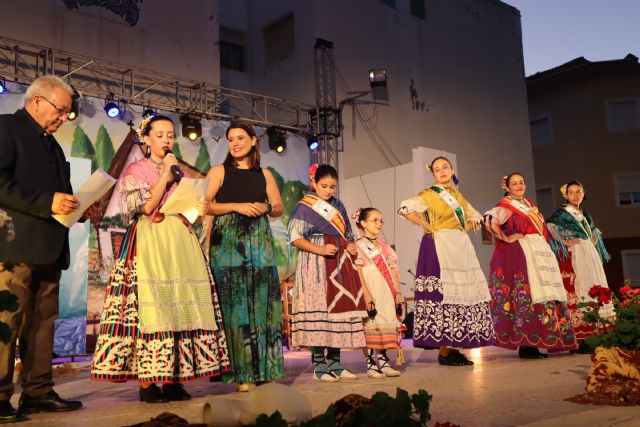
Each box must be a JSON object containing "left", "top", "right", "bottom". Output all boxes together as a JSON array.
[
  {"left": 118, "top": 174, "right": 152, "bottom": 217},
  {"left": 382, "top": 240, "right": 399, "bottom": 270},
  {"left": 287, "top": 218, "right": 311, "bottom": 244},
  {"left": 483, "top": 206, "right": 512, "bottom": 225},
  {"left": 398, "top": 196, "right": 428, "bottom": 217}
]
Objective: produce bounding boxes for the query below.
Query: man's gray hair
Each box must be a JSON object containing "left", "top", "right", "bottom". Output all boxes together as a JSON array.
[{"left": 24, "top": 75, "right": 74, "bottom": 105}]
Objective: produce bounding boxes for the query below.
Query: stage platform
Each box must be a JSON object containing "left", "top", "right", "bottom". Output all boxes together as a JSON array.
[{"left": 8, "top": 343, "right": 639, "bottom": 426}]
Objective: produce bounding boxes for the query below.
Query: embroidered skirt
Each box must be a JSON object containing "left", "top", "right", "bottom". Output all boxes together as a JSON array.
[
  {"left": 91, "top": 216, "right": 230, "bottom": 383},
  {"left": 489, "top": 238, "right": 578, "bottom": 350},
  {"left": 413, "top": 233, "right": 495, "bottom": 348}
]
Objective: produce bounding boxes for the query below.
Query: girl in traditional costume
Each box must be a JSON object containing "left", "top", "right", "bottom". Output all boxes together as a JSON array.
[
  {"left": 288, "top": 164, "right": 366, "bottom": 382},
  {"left": 354, "top": 207, "right": 403, "bottom": 378},
  {"left": 547, "top": 181, "right": 614, "bottom": 353},
  {"left": 91, "top": 116, "right": 230, "bottom": 402},
  {"left": 398, "top": 156, "right": 495, "bottom": 366},
  {"left": 206, "top": 121, "right": 285, "bottom": 392},
  {"left": 485, "top": 173, "right": 577, "bottom": 358}
]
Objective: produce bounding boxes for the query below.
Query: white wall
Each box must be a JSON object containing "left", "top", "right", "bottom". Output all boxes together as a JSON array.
[
  {"left": 2, "top": 0, "right": 220, "bottom": 84},
  {"left": 341, "top": 146, "right": 497, "bottom": 301}
]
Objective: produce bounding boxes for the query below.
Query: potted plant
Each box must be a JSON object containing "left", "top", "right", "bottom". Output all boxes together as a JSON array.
[{"left": 568, "top": 281, "right": 640, "bottom": 406}]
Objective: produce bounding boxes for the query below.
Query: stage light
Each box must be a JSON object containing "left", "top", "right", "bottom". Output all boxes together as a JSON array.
[
  {"left": 267, "top": 126, "right": 287, "bottom": 153},
  {"left": 67, "top": 89, "right": 80, "bottom": 121},
  {"left": 368, "top": 69, "right": 387, "bottom": 88},
  {"left": 307, "top": 135, "right": 319, "bottom": 151},
  {"left": 180, "top": 113, "right": 202, "bottom": 141},
  {"left": 0, "top": 77, "right": 5, "bottom": 95},
  {"left": 104, "top": 93, "right": 120, "bottom": 118},
  {"left": 142, "top": 108, "right": 156, "bottom": 119}
]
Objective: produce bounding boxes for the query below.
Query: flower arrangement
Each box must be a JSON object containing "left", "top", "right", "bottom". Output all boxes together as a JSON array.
[{"left": 580, "top": 280, "right": 640, "bottom": 351}]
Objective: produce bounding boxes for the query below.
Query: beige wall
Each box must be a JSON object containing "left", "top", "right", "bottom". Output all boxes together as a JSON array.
[
  {"left": 529, "top": 67, "right": 640, "bottom": 239},
  {"left": 2, "top": 0, "right": 220, "bottom": 84}
]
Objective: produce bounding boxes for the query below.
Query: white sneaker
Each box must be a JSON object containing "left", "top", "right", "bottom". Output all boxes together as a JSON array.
[
  {"left": 381, "top": 366, "right": 401, "bottom": 377},
  {"left": 332, "top": 369, "right": 358, "bottom": 380},
  {"left": 313, "top": 372, "right": 339, "bottom": 382},
  {"left": 367, "top": 367, "right": 386, "bottom": 379}
]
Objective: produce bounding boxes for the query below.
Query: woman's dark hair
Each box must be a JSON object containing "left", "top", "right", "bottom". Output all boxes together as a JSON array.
[
  {"left": 141, "top": 115, "right": 174, "bottom": 137},
  {"left": 314, "top": 164, "right": 338, "bottom": 182},
  {"left": 355, "top": 207, "right": 380, "bottom": 230},
  {"left": 504, "top": 172, "right": 525, "bottom": 196},
  {"left": 223, "top": 120, "right": 261, "bottom": 170}
]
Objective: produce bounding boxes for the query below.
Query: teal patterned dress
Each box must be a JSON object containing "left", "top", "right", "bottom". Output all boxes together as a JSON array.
[{"left": 209, "top": 164, "right": 285, "bottom": 384}]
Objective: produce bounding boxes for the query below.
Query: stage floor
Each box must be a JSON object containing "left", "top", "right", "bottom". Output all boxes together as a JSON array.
[{"left": 8, "top": 343, "right": 640, "bottom": 426}]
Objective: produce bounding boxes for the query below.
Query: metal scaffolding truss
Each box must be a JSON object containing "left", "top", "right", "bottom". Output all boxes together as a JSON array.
[{"left": 0, "top": 36, "right": 313, "bottom": 133}]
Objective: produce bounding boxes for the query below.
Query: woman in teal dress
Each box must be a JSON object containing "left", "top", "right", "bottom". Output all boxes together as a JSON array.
[{"left": 205, "top": 121, "right": 285, "bottom": 391}]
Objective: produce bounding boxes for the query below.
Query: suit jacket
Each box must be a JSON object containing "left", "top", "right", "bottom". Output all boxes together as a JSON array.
[{"left": 0, "top": 108, "right": 72, "bottom": 268}]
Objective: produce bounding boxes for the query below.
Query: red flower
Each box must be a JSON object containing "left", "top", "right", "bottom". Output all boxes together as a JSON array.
[
  {"left": 619, "top": 286, "right": 633, "bottom": 296},
  {"left": 495, "top": 268, "right": 504, "bottom": 277},
  {"left": 597, "top": 289, "right": 612, "bottom": 304},
  {"left": 587, "top": 285, "right": 612, "bottom": 305}
]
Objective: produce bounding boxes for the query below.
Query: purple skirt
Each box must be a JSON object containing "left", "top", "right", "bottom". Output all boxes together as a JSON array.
[{"left": 413, "top": 234, "right": 496, "bottom": 348}]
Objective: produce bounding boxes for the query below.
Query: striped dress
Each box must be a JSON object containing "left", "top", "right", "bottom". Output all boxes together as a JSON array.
[{"left": 91, "top": 158, "right": 230, "bottom": 383}]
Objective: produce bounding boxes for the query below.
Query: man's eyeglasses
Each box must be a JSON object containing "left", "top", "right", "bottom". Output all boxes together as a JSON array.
[{"left": 40, "top": 96, "right": 72, "bottom": 118}]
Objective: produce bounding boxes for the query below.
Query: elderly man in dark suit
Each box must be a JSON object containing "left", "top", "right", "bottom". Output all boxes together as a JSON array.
[{"left": 0, "top": 75, "right": 83, "bottom": 423}]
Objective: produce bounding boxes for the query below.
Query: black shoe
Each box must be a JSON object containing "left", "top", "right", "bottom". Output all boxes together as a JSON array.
[
  {"left": 571, "top": 341, "right": 593, "bottom": 355},
  {"left": 18, "top": 391, "right": 82, "bottom": 414},
  {"left": 518, "top": 346, "right": 548, "bottom": 359},
  {"left": 161, "top": 383, "right": 191, "bottom": 401},
  {"left": 438, "top": 352, "right": 474, "bottom": 366},
  {"left": 139, "top": 384, "right": 169, "bottom": 403},
  {"left": 0, "top": 400, "right": 25, "bottom": 423}
]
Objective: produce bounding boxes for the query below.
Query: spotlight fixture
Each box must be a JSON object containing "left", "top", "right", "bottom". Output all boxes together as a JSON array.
[
  {"left": 67, "top": 88, "right": 80, "bottom": 121},
  {"left": 142, "top": 107, "right": 156, "bottom": 119},
  {"left": 104, "top": 93, "right": 121, "bottom": 118},
  {"left": 267, "top": 126, "right": 287, "bottom": 153},
  {"left": 0, "top": 77, "right": 5, "bottom": 95},
  {"left": 180, "top": 113, "right": 202, "bottom": 141},
  {"left": 307, "top": 134, "right": 319, "bottom": 151},
  {"left": 368, "top": 69, "right": 388, "bottom": 88}
]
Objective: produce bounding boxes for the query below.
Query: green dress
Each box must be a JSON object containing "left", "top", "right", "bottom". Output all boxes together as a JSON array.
[{"left": 209, "top": 164, "right": 285, "bottom": 384}]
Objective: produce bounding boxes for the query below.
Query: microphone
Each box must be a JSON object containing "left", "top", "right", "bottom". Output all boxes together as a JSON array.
[{"left": 163, "top": 149, "right": 183, "bottom": 182}]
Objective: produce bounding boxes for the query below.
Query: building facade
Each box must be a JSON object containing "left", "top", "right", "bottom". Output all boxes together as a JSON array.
[
  {"left": 527, "top": 54, "right": 640, "bottom": 288},
  {"left": 219, "top": 0, "right": 535, "bottom": 283}
]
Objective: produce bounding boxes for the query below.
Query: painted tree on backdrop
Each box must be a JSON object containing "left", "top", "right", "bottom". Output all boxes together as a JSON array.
[
  {"left": 172, "top": 141, "right": 183, "bottom": 160},
  {"left": 194, "top": 138, "right": 211, "bottom": 173},
  {"left": 70, "top": 126, "right": 97, "bottom": 172},
  {"left": 94, "top": 125, "right": 115, "bottom": 171}
]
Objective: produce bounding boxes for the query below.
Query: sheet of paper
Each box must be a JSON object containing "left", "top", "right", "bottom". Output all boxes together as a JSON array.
[
  {"left": 53, "top": 168, "right": 117, "bottom": 228},
  {"left": 159, "top": 177, "right": 209, "bottom": 223}
]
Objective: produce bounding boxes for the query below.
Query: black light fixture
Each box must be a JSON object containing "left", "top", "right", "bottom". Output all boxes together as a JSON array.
[
  {"left": 307, "top": 134, "right": 319, "bottom": 151},
  {"left": 142, "top": 107, "right": 156, "bottom": 119},
  {"left": 267, "top": 126, "right": 287, "bottom": 153},
  {"left": 104, "top": 93, "right": 121, "bottom": 118},
  {"left": 180, "top": 113, "right": 202, "bottom": 141},
  {"left": 67, "top": 88, "right": 80, "bottom": 121}
]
